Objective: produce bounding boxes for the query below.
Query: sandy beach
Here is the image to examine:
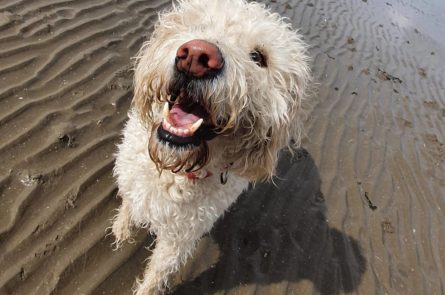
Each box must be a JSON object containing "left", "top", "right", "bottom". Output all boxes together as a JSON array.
[{"left": 0, "top": 0, "right": 444, "bottom": 294}]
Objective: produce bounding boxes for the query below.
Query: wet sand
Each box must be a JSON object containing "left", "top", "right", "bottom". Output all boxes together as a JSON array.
[{"left": 0, "top": 0, "right": 444, "bottom": 294}]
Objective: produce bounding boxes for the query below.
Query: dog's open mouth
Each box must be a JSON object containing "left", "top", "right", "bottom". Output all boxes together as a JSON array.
[{"left": 157, "top": 95, "right": 217, "bottom": 148}]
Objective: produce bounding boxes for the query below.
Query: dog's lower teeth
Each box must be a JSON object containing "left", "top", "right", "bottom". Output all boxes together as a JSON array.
[{"left": 162, "top": 118, "right": 202, "bottom": 137}]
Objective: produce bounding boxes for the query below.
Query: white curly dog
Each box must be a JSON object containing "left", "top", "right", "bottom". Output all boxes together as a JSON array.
[{"left": 111, "top": 0, "right": 311, "bottom": 294}]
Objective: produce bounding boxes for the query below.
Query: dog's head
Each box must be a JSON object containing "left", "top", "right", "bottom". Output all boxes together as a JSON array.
[{"left": 133, "top": 0, "right": 311, "bottom": 181}]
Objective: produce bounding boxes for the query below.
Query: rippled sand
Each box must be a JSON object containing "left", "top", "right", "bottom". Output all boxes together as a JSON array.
[{"left": 0, "top": 0, "right": 444, "bottom": 294}]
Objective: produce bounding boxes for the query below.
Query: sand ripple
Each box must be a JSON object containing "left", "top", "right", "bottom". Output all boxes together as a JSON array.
[
  {"left": 0, "top": 0, "right": 444, "bottom": 294},
  {"left": 0, "top": 0, "right": 169, "bottom": 293}
]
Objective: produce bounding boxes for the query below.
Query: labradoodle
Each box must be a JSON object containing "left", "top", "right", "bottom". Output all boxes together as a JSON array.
[{"left": 111, "top": 0, "right": 311, "bottom": 294}]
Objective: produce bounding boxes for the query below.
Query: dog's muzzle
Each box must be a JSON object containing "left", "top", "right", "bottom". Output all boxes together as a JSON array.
[{"left": 157, "top": 40, "right": 224, "bottom": 148}]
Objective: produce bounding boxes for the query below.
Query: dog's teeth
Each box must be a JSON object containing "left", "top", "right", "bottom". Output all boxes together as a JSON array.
[
  {"left": 163, "top": 102, "right": 170, "bottom": 119},
  {"left": 190, "top": 119, "right": 203, "bottom": 133},
  {"left": 183, "top": 129, "right": 191, "bottom": 136},
  {"left": 162, "top": 113, "right": 202, "bottom": 137}
]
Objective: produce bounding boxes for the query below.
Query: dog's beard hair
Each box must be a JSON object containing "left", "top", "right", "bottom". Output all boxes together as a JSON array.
[{"left": 148, "top": 122, "right": 210, "bottom": 173}]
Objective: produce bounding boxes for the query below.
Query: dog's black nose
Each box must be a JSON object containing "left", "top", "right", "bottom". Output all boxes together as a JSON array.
[{"left": 176, "top": 40, "right": 224, "bottom": 78}]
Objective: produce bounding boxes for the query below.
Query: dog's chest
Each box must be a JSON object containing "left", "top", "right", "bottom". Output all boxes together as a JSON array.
[{"left": 129, "top": 173, "right": 248, "bottom": 237}]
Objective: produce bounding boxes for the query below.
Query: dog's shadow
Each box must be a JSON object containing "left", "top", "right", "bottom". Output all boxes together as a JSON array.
[{"left": 172, "top": 149, "right": 366, "bottom": 295}]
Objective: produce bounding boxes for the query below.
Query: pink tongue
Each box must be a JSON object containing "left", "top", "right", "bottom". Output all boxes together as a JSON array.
[{"left": 169, "top": 104, "right": 201, "bottom": 127}]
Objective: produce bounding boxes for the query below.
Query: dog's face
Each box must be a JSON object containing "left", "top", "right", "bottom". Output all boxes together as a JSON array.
[{"left": 133, "top": 0, "right": 311, "bottom": 180}]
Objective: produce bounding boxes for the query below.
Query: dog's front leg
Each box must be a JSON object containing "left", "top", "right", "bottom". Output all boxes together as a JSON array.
[
  {"left": 135, "top": 235, "right": 196, "bottom": 295},
  {"left": 111, "top": 198, "right": 133, "bottom": 248}
]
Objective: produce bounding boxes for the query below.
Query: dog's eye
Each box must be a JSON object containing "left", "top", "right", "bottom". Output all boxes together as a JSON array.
[{"left": 250, "top": 49, "right": 267, "bottom": 67}]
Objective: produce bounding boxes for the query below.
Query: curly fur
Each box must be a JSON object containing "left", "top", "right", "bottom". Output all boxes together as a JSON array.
[{"left": 112, "top": 0, "right": 311, "bottom": 294}]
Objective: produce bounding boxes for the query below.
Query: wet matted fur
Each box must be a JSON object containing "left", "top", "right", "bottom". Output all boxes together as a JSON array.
[{"left": 111, "top": 0, "right": 311, "bottom": 294}]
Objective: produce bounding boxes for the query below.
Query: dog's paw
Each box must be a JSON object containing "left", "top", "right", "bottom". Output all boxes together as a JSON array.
[
  {"left": 133, "top": 284, "right": 164, "bottom": 295},
  {"left": 110, "top": 215, "right": 133, "bottom": 250},
  {"left": 133, "top": 274, "right": 167, "bottom": 295},
  {"left": 133, "top": 285, "right": 157, "bottom": 295}
]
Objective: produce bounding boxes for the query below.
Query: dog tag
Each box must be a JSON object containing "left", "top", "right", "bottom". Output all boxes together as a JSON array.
[{"left": 220, "top": 171, "right": 228, "bottom": 184}]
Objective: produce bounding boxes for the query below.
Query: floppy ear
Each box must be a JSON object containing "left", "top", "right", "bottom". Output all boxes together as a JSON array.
[
  {"left": 235, "top": 111, "right": 298, "bottom": 181},
  {"left": 234, "top": 57, "right": 311, "bottom": 182},
  {"left": 236, "top": 126, "right": 287, "bottom": 182},
  {"left": 132, "top": 38, "right": 169, "bottom": 126},
  {"left": 131, "top": 9, "right": 181, "bottom": 126}
]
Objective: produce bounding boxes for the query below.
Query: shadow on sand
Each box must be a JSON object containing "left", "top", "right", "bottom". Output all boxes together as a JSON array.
[{"left": 172, "top": 149, "right": 366, "bottom": 295}]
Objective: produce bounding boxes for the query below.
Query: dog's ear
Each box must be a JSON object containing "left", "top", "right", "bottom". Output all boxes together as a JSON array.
[
  {"left": 234, "top": 54, "right": 311, "bottom": 182},
  {"left": 235, "top": 127, "right": 284, "bottom": 182},
  {"left": 132, "top": 45, "right": 163, "bottom": 126},
  {"left": 132, "top": 31, "right": 172, "bottom": 126},
  {"left": 235, "top": 115, "right": 300, "bottom": 182}
]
